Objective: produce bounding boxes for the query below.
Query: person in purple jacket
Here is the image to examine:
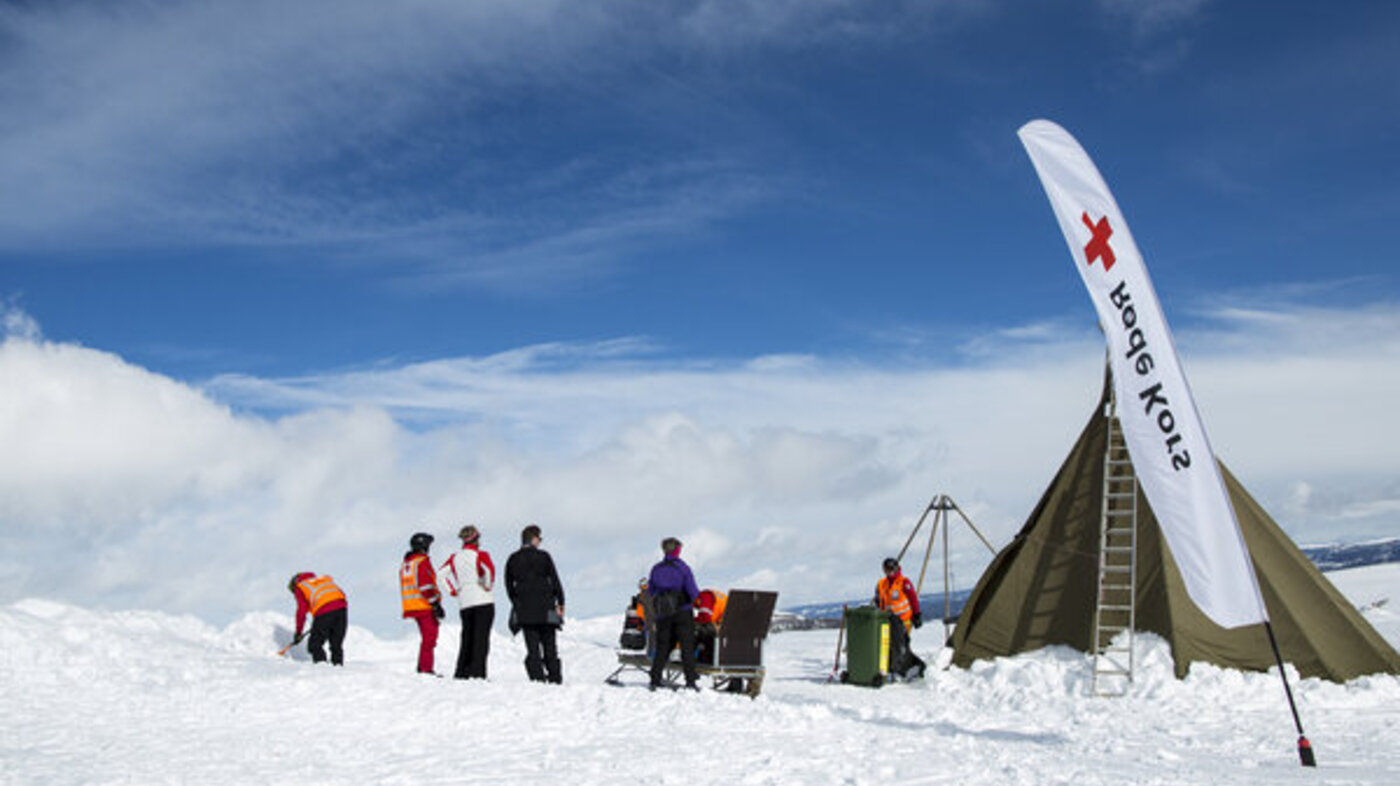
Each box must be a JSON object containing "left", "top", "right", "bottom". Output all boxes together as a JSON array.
[{"left": 647, "top": 536, "right": 701, "bottom": 691}]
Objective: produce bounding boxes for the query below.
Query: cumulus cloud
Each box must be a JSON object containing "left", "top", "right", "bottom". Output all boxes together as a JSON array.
[{"left": 3, "top": 298, "right": 1399, "bottom": 631}]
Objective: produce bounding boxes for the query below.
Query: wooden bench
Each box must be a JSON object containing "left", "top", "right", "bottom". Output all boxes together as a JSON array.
[{"left": 605, "top": 589, "right": 778, "bottom": 698}]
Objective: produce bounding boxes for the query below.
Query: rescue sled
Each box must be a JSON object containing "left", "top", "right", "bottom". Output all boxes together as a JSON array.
[{"left": 605, "top": 589, "right": 778, "bottom": 698}]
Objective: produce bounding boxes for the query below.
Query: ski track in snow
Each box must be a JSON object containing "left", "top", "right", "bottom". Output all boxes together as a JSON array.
[{"left": 3, "top": 564, "right": 1399, "bottom": 785}]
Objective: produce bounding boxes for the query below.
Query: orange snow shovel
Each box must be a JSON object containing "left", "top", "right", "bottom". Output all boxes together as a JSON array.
[{"left": 277, "top": 633, "right": 304, "bottom": 657}]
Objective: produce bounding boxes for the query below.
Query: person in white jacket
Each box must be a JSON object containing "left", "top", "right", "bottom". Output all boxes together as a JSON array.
[{"left": 440, "top": 525, "right": 496, "bottom": 679}]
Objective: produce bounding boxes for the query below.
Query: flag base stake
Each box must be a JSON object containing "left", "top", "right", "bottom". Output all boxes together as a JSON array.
[
  {"left": 1265, "top": 622, "right": 1316, "bottom": 768},
  {"left": 1297, "top": 735, "right": 1316, "bottom": 768}
]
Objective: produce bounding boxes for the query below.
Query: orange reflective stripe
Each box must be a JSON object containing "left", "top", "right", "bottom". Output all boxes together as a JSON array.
[
  {"left": 401, "top": 555, "right": 431, "bottom": 613},
  {"left": 297, "top": 575, "right": 345, "bottom": 615}
]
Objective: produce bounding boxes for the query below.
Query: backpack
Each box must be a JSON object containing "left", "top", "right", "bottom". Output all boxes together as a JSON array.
[{"left": 652, "top": 589, "right": 686, "bottom": 620}]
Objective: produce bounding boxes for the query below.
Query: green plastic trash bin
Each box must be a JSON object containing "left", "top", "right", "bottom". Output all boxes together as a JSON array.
[{"left": 840, "top": 605, "right": 892, "bottom": 688}]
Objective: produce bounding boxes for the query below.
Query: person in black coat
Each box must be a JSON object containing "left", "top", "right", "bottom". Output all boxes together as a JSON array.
[{"left": 504, "top": 524, "right": 566, "bottom": 683}]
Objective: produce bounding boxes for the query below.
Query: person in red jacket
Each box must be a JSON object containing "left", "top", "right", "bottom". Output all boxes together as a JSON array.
[
  {"left": 874, "top": 557, "right": 926, "bottom": 679},
  {"left": 874, "top": 557, "right": 922, "bottom": 632},
  {"left": 288, "top": 572, "right": 348, "bottom": 665},
  {"left": 401, "top": 532, "right": 445, "bottom": 674}
]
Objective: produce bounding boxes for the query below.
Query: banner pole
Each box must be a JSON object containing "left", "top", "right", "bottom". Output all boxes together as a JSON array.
[{"left": 1264, "top": 621, "right": 1316, "bottom": 767}]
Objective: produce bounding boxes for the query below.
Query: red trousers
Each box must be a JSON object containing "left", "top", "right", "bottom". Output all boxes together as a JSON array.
[{"left": 413, "top": 614, "right": 439, "bottom": 674}]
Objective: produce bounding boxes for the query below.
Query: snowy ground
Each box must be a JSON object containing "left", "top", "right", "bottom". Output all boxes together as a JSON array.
[{"left": 4, "top": 564, "right": 1398, "bottom": 785}]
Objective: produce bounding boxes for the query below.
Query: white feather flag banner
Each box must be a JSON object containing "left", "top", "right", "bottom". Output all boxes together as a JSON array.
[{"left": 1018, "top": 119, "right": 1266, "bottom": 629}]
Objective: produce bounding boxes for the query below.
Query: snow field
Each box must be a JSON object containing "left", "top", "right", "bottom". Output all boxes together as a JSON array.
[{"left": 3, "top": 564, "right": 1399, "bottom": 785}]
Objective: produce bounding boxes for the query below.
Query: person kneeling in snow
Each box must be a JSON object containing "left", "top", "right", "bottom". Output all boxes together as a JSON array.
[
  {"left": 874, "top": 558, "right": 927, "bottom": 680},
  {"left": 288, "top": 572, "right": 348, "bottom": 665}
]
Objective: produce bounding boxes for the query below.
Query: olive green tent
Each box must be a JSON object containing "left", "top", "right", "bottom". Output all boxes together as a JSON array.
[{"left": 949, "top": 375, "right": 1400, "bottom": 682}]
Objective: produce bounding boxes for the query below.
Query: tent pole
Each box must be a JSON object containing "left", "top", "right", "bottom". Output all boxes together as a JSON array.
[
  {"left": 1264, "top": 621, "right": 1316, "bottom": 767},
  {"left": 942, "top": 498, "right": 951, "bottom": 640},
  {"left": 914, "top": 505, "right": 941, "bottom": 595},
  {"left": 949, "top": 501, "right": 999, "bottom": 556},
  {"left": 896, "top": 496, "right": 937, "bottom": 565}
]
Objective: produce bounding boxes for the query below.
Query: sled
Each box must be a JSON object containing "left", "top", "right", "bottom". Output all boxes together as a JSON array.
[{"left": 605, "top": 589, "right": 778, "bottom": 698}]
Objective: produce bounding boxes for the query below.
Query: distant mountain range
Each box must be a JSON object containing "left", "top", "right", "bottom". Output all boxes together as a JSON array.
[
  {"left": 1299, "top": 538, "right": 1400, "bottom": 572},
  {"left": 773, "top": 537, "right": 1400, "bottom": 631}
]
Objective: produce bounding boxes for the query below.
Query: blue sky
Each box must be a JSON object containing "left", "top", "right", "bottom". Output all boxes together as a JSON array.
[
  {"left": 4, "top": 0, "right": 1395, "bottom": 376},
  {"left": 2, "top": 1, "right": 1399, "bottom": 631}
]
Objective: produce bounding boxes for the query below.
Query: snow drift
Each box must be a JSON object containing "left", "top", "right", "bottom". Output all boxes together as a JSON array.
[{"left": 3, "top": 564, "right": 1398, "bottom": 785}]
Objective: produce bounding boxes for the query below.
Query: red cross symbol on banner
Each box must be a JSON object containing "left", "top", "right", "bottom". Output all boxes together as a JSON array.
[{"left": 1081, "top": 212, "right": 1116, "bottom": 271}]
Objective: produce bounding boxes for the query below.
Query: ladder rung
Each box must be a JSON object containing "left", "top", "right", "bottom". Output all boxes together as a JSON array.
[
  {"left": 1103, "top": 546, "right": 1133, "bottom": 553},
  {"left": 1101, "top": 565, "right": 1131, "bottom": 573},
  {"left": 1098, "top": 604, "right": 1133, "bottom": 611}
]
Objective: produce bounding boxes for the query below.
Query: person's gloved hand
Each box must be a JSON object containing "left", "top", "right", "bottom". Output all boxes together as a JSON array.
[
  {"left": 292, "top": 632, "right": 306, "bottom": 645},
  {"left": 912, "top": 612, "right": 923, "bottom": 629},
  {"left": 432, "top": 601, "right": 445, "bottom": 620}
]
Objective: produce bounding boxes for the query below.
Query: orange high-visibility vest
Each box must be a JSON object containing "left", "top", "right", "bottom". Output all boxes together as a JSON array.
[
  {"left": 876, "top": 576, "right": 913, "bottom": 630},
  {"left": 401, "top": 555, "right": 433, "bottom": 614},
  {"left": 297, "top": 575, "right": 346, "bottom": 615},
  {"left": 712, "top": 591, "right": 728, "bottom": 626}
]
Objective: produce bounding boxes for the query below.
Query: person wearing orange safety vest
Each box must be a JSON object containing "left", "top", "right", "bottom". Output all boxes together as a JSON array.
[
  {"left": 874, "top": 557, "right": 926, "bottom": 679},
  {"left": 874, "top": 557, "right": 922, "bottom": 632},
  {"left": 402, "top": 532, "right": 445, "bottom": 674},
  {"left": 288, "top": 572, "right": 348, "bottom": 665},
  {"left": 693, "top": 588, "right": 728, "bottom": 663}
]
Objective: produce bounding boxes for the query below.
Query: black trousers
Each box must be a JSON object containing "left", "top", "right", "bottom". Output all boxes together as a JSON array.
[
  {"left": 455, "top": 604, "right": 495, "bottom": 680},
  {"left": 522, "top": 624, "right": 562, "bottom": 683},
  {"left": 888, "top": 614, "right": 926, "bottom": 678},
  {"left": 308, "top": 608, "right": 347, "bottom": 665},
  {"left": 650, "top": 609, "right": 698, "bottom": 687}
]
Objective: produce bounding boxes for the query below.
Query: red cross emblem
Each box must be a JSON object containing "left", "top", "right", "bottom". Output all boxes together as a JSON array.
[{"left": 1082, "top": 212, "right": 1116, "bottom": 271}]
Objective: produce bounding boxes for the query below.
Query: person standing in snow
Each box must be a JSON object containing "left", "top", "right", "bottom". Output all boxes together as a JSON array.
[
  {"left": 401, "top": 532, "right": 445, "bottom": 675},
  {"left": 874, "top": 557, "right": 926, "bottom": 679},
  {"left": 440, "top": 524, "right": 496, "bottom": 680},
  {"left": 504, "top": 524, "right": 566, "bottom": 683},
  {"left": 647, "top": 537, "right": 700, "bottom": 691},
  {"left": 288, "top": 572, "right": 348, "bottom": 665}
]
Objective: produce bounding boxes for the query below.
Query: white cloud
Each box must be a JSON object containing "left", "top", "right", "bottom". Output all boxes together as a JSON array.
[
  {"left": 3, "top": 298, "right": 1400, "bottom": 631},
  {"left": 0, "top": 0, "right": 958, "bottom": 286}
]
